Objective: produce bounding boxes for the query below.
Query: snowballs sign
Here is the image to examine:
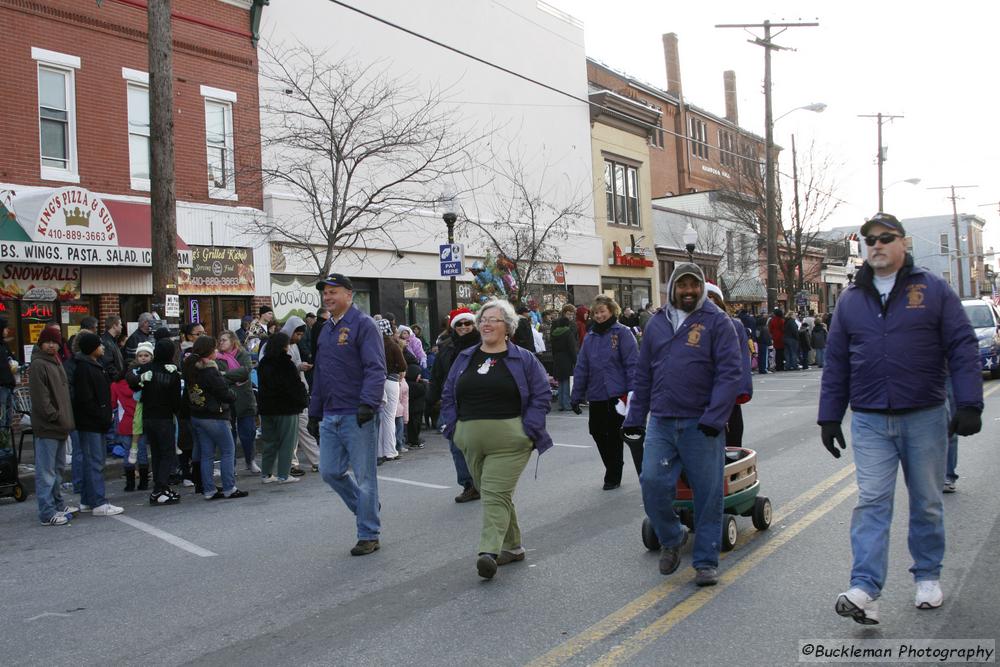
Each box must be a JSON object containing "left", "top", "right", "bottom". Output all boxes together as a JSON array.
[{"left": 178, "top": 246, "right": 255, "bottom": 295}]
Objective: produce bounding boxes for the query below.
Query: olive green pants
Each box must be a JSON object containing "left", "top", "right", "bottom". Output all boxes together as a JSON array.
[{"left": 455, "top": 418, "right": 533, "bottom": 556}]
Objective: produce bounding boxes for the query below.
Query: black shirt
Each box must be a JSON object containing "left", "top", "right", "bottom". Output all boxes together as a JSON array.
[{"left": 456, "top": 348, "right": 521, "bottom": 421}]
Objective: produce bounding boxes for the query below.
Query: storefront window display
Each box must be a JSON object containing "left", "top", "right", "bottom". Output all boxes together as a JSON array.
[
  {"left": 601, "top": 278, "right": 652, "bottom": 311},
  {"left": 403, "top": 281, "right": 432, "bottom": 337}
]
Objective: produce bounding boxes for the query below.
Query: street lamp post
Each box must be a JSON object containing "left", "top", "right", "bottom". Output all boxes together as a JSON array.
[
  {"left": 765, "top": 102, "right": 826, "bottom": 312},
  {"left": 881, "top": 177, "right": 921, "bottom": 210},
  {"left": 442, "top": 209, "right": 458, "bottom": 311},
  {"left": 683, "top": 223, "right": 698, "bottom": 261}
]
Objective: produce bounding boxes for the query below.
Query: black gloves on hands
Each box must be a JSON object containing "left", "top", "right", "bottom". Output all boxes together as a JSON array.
[
  {"left": 621, "top": 426, "right": 646, "bottom": 447},
  {"left": 820, "top": 421, "right": 847, "bottom": 458},
  {"left": 571, "top": 402, "right": 582, "bottom": 415},
  {"left": 697, "top": 423, "right": 720, "bottom": 438},
  {"left": 949, "top": 407, "right": 982, "bottom": 437},
  {"left": 307, "top": 417, "right": 320, "bottom": 439},
  {"left": 357, "top": 404, "right": 375, "bottom": 427}
]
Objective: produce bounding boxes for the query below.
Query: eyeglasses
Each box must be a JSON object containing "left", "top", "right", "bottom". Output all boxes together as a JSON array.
[
  {"left": 864, "top": 232, "right": 903, "bottom": 247},
  {"left": 479, "top": 317, "right": 506, "bottom": 325},
  {"left": 453, "top": 320, "right": 474, "bottom": 328}
]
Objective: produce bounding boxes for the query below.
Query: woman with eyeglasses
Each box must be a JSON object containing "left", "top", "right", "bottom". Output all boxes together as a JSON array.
[
  {"left": 428, "top": 308, "right": 482, "bottom": 503},
  {"left": 440, "top": 299, "right": 554, "bottom": 580}
]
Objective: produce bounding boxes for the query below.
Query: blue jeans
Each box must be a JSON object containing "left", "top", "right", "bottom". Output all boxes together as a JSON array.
[
  {"left": 849, "top": 406, "right": 948, "bottom": 598},
  {"left": 319, "top": 414, "right": 380, "bottom": 540},
  {"left": 231, "top": 414, "right": 257, "bottom": 466},
  {"left": 945, "top": 379, "right": 958, "bottom": 483},
  {"left": 395, "top": 416, "right": 405, "bottom": 453},
  {"left": 70, "top": 430, "right": 83, "bottom": 494},
  {"left": 450, "top": 438, "right": 473, "bottom": 489},
  {"left": 34, "top": 437, "right": 68, "bottom": 522},
  {"left": 77, "top": 430, "right": 108, "bottom": 508},
  {"left": 785, "top": 340, "right": 799, "bottom": 370},
  {"left": 640, "top": 416, "right": 725, "bottom": 570},
  {"left": 556, "top": 378, "right": 571, "bottom": 410},
  {"left": 191, "top": 417, "right": 236, "bottom": 497},
  {"left": 814, "top": 348, "right": 825, "bottom": 367},
  {"left": 758, "top": 346, "right": 769, "bottom": 373},
  {"left": 121, "top": 434, "right": 149, "bottom": 469}
]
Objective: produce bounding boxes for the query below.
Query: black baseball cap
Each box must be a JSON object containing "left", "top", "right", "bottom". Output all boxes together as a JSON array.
[
  {"left": 316, "top": 272, "right": 354, "bottom": 291},
  {"left": 861, "top": 212, "right": 905, "bottom": 237}
]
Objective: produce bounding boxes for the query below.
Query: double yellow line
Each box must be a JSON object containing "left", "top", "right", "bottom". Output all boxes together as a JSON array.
[{"left": 527, "top": 464, "right": 857, "bottom": 667}]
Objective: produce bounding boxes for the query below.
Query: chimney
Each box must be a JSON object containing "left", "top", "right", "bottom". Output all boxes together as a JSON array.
[
  {"left": 663, "top": 33, "right": 682, "bottom": 97},
  {"left": 724, "top": 70, "right": 738, "bottom": 124}
]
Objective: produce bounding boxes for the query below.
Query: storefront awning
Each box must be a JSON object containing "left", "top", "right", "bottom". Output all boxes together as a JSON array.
[
  {"left": 723, "top": 277, "right": 767, "bottom": 301},
  {"left": 0, "top": 186, "right": 191, "bottom": 267}
]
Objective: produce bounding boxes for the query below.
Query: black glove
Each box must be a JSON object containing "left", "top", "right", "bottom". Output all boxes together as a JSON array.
[
  {"left": 949, "top": 407, "right": 982, "bottom": 437},
  {"left": 307, "top": 417, "right": 320, "bottom": 439},
  {"left": 820, "top": 421, "right": 847, "bottom": 458},
  {"left": 697, "top": 423, "right": 720, "bottom": 438},
  {"left": 621, "top": 426, "right": 645, "bottom": 447},
  {"left": 571, "top": 402, "right": 582, "bottom": 415},
  {"left": 357, "top": 404, "right": 375, "bottom": 427}
]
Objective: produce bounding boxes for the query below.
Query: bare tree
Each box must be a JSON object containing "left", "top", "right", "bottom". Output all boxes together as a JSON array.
[
  {"left": 461, "top": 146, "right": 589, "bottom": 303},
  {"left": 255, "top": 42, "right": 483, "bottom": 277}
]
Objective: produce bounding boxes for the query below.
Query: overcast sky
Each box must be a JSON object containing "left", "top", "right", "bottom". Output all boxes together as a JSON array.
[{"left": 546, "top": 0, "right": 1000, "bottom": 257}]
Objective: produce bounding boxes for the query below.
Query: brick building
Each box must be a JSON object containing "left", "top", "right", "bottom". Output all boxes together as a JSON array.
[{"left": 0, "top": 0, "right": 268, "bottom": 359}]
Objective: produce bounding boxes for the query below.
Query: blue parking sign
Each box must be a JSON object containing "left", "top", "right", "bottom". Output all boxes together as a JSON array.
[{"left": 440, "top": 243, "right": 464, "bottom": 277}]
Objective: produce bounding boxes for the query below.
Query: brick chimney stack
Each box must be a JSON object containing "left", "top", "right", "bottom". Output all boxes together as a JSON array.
[
  {"left": 724, "top": 70, "right": 738, "bottom": 124},
  {"left": 663, "top": 33, "right": 682, "bottom": 97}
]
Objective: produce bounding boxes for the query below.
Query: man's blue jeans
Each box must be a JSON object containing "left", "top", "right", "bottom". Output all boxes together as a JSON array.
[
  {"left": 34, "top": 437, "right": 68, "bottom": 522},
  {"left": 945, "top": 379, "right": 958, "bottom": 484},
  {"left": 814, "top": 348, "right": 825, "bottom": 368},
  {"left": 77, "top": 430, "right": 108, "bottom": 508},
  {"left": 450, "top": 438, "right": 473, "bottom": 489},
  {"left": 70, "top": 430, "right": 83, "bottom": 494},
  {"left": 191, "top": 417, "right": 236, "bottom": 497},
  {"left": 640, "top": 416, "right": 725, "bottom": 570},
  {"left": 319, "top": 414, "right": 380, "bottom": 540},
  {"left": 231, "top": 414, "right": 257, "bottom": 466},
  {"left": 849, "top": 405, "right": 948, "bottom": 598},
  {"left": 785, "top": 339, "right": 799, "bottom": 370},
  {"left": 556, "top": 379, "right": 571, "bottom": 410}
]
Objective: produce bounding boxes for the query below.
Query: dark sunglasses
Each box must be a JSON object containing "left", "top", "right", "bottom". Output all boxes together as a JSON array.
[
  {"left": 453, "top": 320, "right": 474, "bottom": 328},
  {"left": 864, "top": 232, "right": 903, "bottom": 247}
]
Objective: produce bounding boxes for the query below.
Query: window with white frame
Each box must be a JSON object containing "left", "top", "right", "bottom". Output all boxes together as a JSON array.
[
  {"left": 604, "top": 159, "right": 640, "bottom": 227},
  {"left": 201, "top": 85, "right": 237, "bottom": 198},
  {"left": 940, "top": 233, "right": 949, "bottom": 255},
  {"left": 124, "top": 72, "right": 150, "bottom": 188},
  {"left": 688, "top": 116, "right": 709, "bottom": 159},
  {"left": 719, "top": 130, "right": 737, "bottom": 168},
  {"left": 33, "top": 48, "right": 80, "bottom": 182}
]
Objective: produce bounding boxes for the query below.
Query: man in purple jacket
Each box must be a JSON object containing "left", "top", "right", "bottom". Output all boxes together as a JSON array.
[
  {"left": 623, "top": 263, "right": 741, "bottom": 586},
  {"left": 308, "top": 273, "right": 387, "bottom": 556},
  {"left": 819, "top": 212, "right": 982, "bottom": 625}
]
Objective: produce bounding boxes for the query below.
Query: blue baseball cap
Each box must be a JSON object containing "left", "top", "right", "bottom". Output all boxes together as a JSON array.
[{"left": 316, "top": 272, "right": 354, "bottom": 291}]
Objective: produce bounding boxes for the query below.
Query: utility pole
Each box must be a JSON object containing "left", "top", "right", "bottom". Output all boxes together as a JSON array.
[
  {"left": 148, "top": 0, "right": 178, "bottom": 329},
  {"left": 792, "top": 134, "right": 803, "bottom": 298},
  {"left": 858, "top": 112, "right": 903, "bottom": 212},
  {"left": 717, "top": 19, "right": 818, "bottom": 313},
  {"left": 929, "top": 185, "right": 977, "bottom": 298}
]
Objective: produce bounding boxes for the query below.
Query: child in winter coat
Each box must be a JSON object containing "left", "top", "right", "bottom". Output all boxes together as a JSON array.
[{"left": 112, "top": 342, "right": 153, "bottom": 491}]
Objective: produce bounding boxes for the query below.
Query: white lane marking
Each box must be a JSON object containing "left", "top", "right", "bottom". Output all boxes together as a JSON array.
[
  {"left": 377, "top": 476, "right": 449, "bottom": 489},
  {"left": 553, "top": 443, "right": 591, "bottom": 449},
  {"left": 112, "top": 515, "right": 217, "bottom": 557},
  {"left": 25, "top": 612, "right": 71, "bottom": 622}
]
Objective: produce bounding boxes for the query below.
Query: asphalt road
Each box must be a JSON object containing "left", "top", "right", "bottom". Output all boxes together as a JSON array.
[{"left": 2, "top": 368, "right": 998, "bottom": 666}]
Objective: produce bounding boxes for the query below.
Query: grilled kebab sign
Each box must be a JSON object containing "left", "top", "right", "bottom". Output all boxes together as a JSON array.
[{"left": 178, "top": 246, "right": 255, "bottom": 295}]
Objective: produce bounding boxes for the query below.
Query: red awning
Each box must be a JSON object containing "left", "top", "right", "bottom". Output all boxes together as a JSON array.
[{"left": 103, "top": 200, "right": 190, "bottom": 251}]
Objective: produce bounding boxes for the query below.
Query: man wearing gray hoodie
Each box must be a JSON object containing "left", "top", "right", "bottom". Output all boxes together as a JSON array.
[{"left": 279, "top": 316, "right": 320, "bottom": 473}]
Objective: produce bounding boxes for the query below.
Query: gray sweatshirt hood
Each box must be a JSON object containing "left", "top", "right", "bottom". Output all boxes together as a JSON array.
[
  {"left": 666, "top": 262, "right": 708, "bottom": 311},
  {"left": 280, "top": 315, "right": 306, "bottom": 337}
]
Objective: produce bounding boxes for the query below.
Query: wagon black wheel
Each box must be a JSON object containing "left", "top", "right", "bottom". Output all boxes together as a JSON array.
[
  {"left": 641, "top": 517, "right": 660, "bottom": 551},
  {"left": 721, "top": 516, "right": 738, "bottom": 552},
  {"left": 13, "top": 482, "right": 27, "bottom": 502},
  {"left": 752, "top": 496, "right": 772, "bottom": 531}
]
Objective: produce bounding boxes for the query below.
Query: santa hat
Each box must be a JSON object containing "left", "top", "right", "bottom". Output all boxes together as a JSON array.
[
  {"left": 449, "top": 308, "right": 475, "bottom": 328},
  {"left": 705, "top": 282, "right": 725, "bottom": 302}
]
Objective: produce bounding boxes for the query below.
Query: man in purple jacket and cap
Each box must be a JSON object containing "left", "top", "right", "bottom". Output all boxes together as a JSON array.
[
  {"left": 819, "top": 212, "right": 982, "bottom": 625},
  {"left": 308, "top": 273, "right": 387, "bottom": 556},
  {"left": 623, "top": 262, "right": 741, "bottom": 587}
]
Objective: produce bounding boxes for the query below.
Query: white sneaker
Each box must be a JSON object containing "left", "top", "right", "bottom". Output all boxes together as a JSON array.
[
  {"left": 261, "top": 475, "right": 278, "bottom": 484},
  {"left": 213, "top": 466, "right": 221, "bottom": 478},
  {"left": 181, "top": 478, "right": 195, "bottom": 487},
  {"left": 835, "top": 587, "right": 880, "bottom": 625},
  {"left": 277, "top": 475, "right": 300, "bottom": 484},
  {"left": 41, "top": 514, "right": 68, "bottom": 526},
  {"left": 943, "top": 481, "right": 957, "bottom": 494},
  {"left": 60, "top": 503, "right": 80, "bottom": 514},
  {"left": 247, "top": 461, "right": 262, "bottom": 474},
  {"left": 915, "top": 580, "right": 943, "bottom": 609},
  {"left": 91, "top": 503, "right": 124, "bottom": 517}
]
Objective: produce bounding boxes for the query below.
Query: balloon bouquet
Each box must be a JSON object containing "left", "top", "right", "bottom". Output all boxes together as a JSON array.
[{"left": 467, "top": 252, "right": 519, "bottom": 308}]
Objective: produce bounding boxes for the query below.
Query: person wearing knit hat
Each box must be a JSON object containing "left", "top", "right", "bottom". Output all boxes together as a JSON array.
[
  {"left": 72, "top": 330, "right": 124, "bottom": 516},
  {"left": 703, "top": 283, "right": 754, "bottom": 448},
  {"left": 136, "top": 341, "right": 155, "bottom": 358},
  {"left": 428, "top": 306, "right": 482, "bottom": 503}
]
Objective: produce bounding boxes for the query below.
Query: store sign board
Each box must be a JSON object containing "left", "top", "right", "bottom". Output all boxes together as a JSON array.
[
  {"left": 271, "top": 274, "right": 322, "bottom": 321},
  {"left": 32, "top": 187, "right": 120, "bottom": 244},
  {"left": 178, "top": 246, "right": 255, "bottom": 295},
  {"left": 0, "top": 264, "right": 81, "bottom": 301}
]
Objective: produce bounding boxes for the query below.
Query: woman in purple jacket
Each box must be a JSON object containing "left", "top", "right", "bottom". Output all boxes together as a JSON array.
[
  {"left": 440, "top": 299, "right": 553, "bottom": 581},
  {"left": 570, "top": 295, "right": 639, "bottom": 490}
]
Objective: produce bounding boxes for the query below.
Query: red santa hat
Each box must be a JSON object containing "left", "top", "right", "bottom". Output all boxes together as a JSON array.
[{"left": 449, "top": 308, "right": 475, "bottom": 328}]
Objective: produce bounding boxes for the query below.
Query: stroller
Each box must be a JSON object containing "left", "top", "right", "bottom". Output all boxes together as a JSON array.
[{"left": 0, "top": 403, "right": 27, "bottom": 502}]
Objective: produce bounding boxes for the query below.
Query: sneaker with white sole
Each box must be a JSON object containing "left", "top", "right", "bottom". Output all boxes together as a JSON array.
[
  {"left": 41, "top": 514, "right": 69, "bottom": 526},
  {"left": 943, "top": 481, "right": 956, "bottom": 494},
  {"left": 60, "top": 503, "right": 80, "bottom": 515},
  {"left": 181, "top": 478, "right": 195, "bottom": 487},
  {"left": 91, "top": 503, "right": 124, "bottom": 516},
  {"left": 261, "top": 475, "right": 278, "bottom": 484},
  {"left": 247, "top": 461, "right": 262, "bottom": 474},
  {"left": 835, "top": 587, "right": 880, "bottom": 625},
  {"left": 915, "top": 580, "right": 943, "bottom": 609},
  {"left": 277, "top": 475, "right": 300, "bottom": 484}
]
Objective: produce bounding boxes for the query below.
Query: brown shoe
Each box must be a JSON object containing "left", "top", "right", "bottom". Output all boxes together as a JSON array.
[
  {"left": 659, "top": 530, "right": 689, "bottom": 575},
  {"left": 477, "top": 554, "right": 498, "bottom": 579},
  {"left": 496, "top": 548, "right": 526, "bottom": 566},
  {"left": 350, "top": 539, "right": 380, "bottom": 556},
  {"left": 454, "top": 486, "right": 481, "bottom": 503}
]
